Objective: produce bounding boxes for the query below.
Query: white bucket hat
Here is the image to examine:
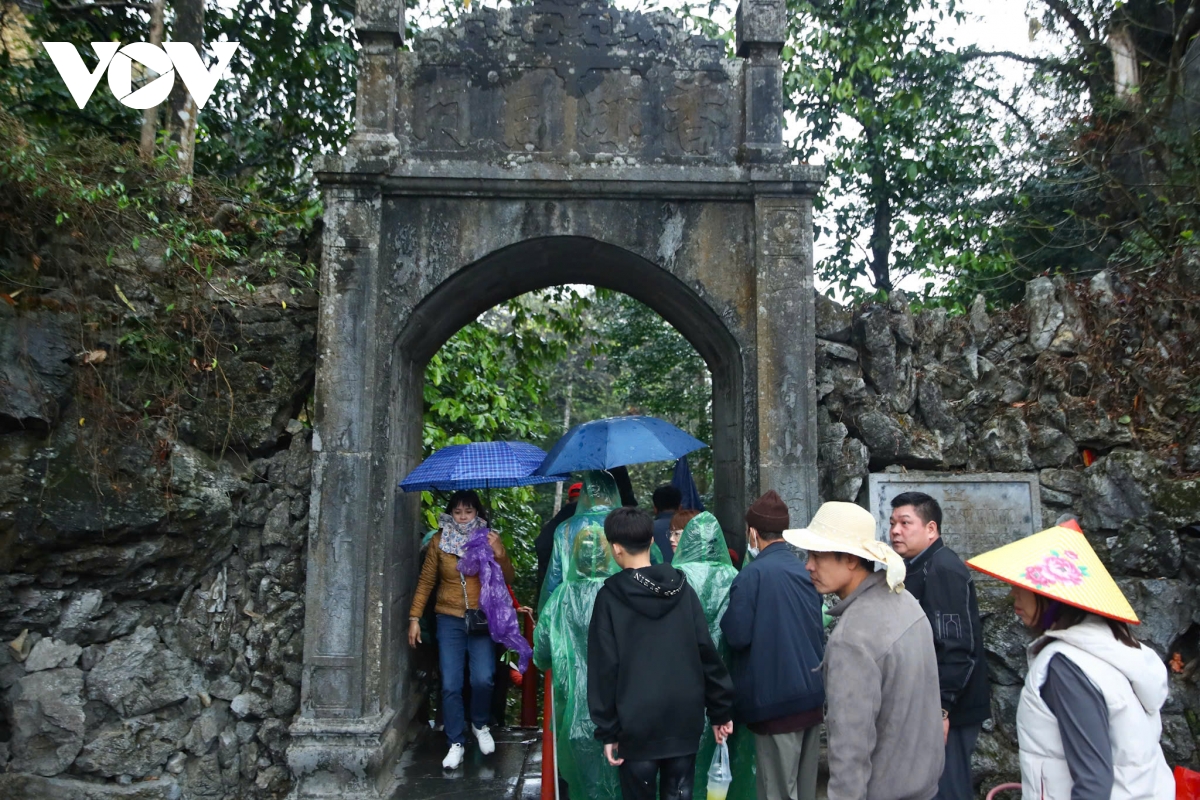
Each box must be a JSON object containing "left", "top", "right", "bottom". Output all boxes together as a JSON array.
[{"left": 784, "top": 501, "right": 907, "bottom": 592}]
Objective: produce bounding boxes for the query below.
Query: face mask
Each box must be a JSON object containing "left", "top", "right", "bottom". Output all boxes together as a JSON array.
[{"left": 747, "top": 533, "right": 760, "bottom": 559}]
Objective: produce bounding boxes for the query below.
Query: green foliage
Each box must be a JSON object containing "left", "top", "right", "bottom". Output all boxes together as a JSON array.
[
  {"left": 0, "top": 0, "right": 356, "bottom": 207},
  {"left": 973, "top": 1, "right": 1200, "bottom": 297},
  {"left": 593, "top": 290, "right": 712, "bottom": 498},
  {"left": 200, "top": 0, "right": 357, "bottom": 198},
  {"left": 785, "top": 0, "right": 1010, "bottom": 300},
  {"left": 421, "top": 288, "right": 593, "bottom": 603},
  {"left": 0, "top": 3, "right": 142, "bottom": 141},
  {"left": 0, "top": 111, "right": 318, "bottom": 460}
]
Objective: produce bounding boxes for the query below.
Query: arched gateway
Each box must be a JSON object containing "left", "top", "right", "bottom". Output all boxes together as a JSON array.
[{"left": 289, "top": 0, "right": 825, "bottom": 795}]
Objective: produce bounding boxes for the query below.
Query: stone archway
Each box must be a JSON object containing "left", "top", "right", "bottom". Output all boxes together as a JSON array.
[
  {"left": 289, "top": 1, "right": 825, "bottom": 796},
  {"left": 398, "top": 235, "right": 748, "bottom": 532}
]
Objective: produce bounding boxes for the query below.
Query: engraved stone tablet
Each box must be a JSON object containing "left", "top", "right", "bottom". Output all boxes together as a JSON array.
[{"left": 867, "top": 472, "right": 1041, "bottom": 561}]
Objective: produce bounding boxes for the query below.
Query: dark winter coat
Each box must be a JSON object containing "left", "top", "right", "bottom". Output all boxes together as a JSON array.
[
  {"left": 587, "top": 564, "right": 734, "bottom": 761},
  {"left": 719, "top": 543, "right": 825, "bottom": 725},
  {"left": 903, "top": 537, "right": 991, "bottom": 728}
]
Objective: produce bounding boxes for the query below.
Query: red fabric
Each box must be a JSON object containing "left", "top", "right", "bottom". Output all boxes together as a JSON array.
[{"left": 1177, "top": 766, "right": 1200, "bottom": 800}]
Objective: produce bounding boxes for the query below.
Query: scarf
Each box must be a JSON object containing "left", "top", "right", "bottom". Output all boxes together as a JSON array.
[
  {"left": 457, "top": 529, "right": 533, "bottom": 674},
  {"left": 438, "top": 514, "right": 487, "bottom": 558}
]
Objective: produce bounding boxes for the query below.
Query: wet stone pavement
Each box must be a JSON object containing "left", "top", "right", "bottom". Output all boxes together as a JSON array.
[
  {"left": 392, "top": 727, "right": 544, "bottom": 800},
  {"left": 391, "top": 727, "right": 833, "bottom": 800}
]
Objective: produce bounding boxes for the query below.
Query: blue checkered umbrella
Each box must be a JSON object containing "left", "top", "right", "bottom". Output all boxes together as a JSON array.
[{"left": 399, "top": 441, "right": 569, "bottom": 492}]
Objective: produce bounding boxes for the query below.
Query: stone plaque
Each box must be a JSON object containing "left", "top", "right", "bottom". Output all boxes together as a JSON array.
[{"left": 867, "top": 472, "right": 1041, "bottom": 562}]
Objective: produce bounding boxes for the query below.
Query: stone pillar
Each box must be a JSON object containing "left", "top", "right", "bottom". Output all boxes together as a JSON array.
[
  {"left": 289, "top": 184, "right": 399, "bottom": 798},
  {"left": 350, "top": 0, "right": 404, "bottom": 157},
  {"left": 736, "top": 0, "right": 786, "bottom": 163},
  {"left": 753, "top": 190, "right": 820, "bottom": 526}
]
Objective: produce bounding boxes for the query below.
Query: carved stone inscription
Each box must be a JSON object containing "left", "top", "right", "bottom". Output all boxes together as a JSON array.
[
  {"left": 664, "top": 71, "right": 732, "bottom": 157},
  {"left": 578, "top": 70, "right": 644, "bottom": 154},
  {"left": 413, "top": 67, "right": 469, "bottom": 151},
  {"left": 868, "top": 472, "right": 1041, "bottom": 561},
  {"left": 503, "top": 69, "right": 565, "bottom": 152}
]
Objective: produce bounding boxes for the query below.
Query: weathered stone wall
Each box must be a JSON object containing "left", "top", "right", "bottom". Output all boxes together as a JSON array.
[
  {"left": 814, "top": 273, "right": 1200, "bottom": 791},
  {"left": 0, "top": 279, "right": 317, "bottom": 799}
]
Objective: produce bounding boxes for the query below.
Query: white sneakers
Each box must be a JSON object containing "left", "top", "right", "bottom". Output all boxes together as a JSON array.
[
  {"left": 442, "top": 726, "right": 495, "bottom": 770},
  {"left": 442, "top": 743, "right": 464, "bottom": 770},
  {"left": 472, "top": 724, "right": 496, "bottom": 756}
]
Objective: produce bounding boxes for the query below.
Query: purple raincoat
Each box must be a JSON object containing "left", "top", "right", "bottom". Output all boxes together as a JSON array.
[{"left": 457, "top": 529, "right": 532, "bottom": 674}]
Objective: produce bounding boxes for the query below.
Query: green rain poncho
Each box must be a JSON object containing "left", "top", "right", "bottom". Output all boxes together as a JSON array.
[
  {"left": 538, "top": 471, "right": 620, "bottom": 614},
  {"left": 538, "top": 470, "right": 660, "bottom": 614},
  {"left": 672, "top": 512, "right": 756, "bottom": 800},
  {"left": 533, "top": 525, "right": 621, "bottom": 800}
]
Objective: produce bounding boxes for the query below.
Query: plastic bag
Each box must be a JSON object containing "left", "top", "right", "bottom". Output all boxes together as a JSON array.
[
  {"left": 707, "top": 741, "right": 731, "bottom": 800},
  {"left": 1177, "top": 766, "right": 1200, "bottom": 800}
]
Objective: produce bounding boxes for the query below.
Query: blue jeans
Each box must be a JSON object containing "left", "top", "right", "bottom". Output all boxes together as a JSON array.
[{"left": 436, "top": 613, "right": 495, "bottom": 745}]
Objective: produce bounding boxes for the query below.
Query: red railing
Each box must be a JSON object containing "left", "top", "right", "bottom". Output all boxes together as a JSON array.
[
  {"left": 521, "top": 613, "right": 539, "bottom": 727},
  {"left": 542, "top": 669, "right": 555, "bottom": 800},
  {"left": 519, "top": 613, "right": 556, "bottom": 800}
]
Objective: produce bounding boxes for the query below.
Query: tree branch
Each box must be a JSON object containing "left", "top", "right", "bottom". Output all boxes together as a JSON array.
[
  {"left": 959, "top": 48, "right": 1079, "bottom": 76},
  {"left": 975, "top": 85, "right": 1039, "bottom": 138},
  {"left": 54, "top": 0, "right": 155, "bottom": 10},
  {"left": 1042, "top": 0, "right": 1099, "bottom": 52}
]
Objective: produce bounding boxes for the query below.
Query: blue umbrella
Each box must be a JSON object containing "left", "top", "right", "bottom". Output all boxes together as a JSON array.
[
  {"left": 671, "top": 456, "right": 705, "bottom": 511},
  {"left": 535, "top": 416, "right": 708, "bottom": 476},
  {"left": 399, "top": 441, "right": 568, "bottom": 492}
]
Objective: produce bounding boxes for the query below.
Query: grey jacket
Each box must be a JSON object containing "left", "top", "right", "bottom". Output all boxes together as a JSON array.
[{"left": 824, "top": 571, "right": 944, "bottom": 800}]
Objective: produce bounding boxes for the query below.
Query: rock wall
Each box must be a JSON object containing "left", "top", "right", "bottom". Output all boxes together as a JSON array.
[
  {"left": 815, "top": 273, "right": 1200, "bottom": 791},
  {"left": 0, "top": 277, "right": 317, "bottom": 799}
]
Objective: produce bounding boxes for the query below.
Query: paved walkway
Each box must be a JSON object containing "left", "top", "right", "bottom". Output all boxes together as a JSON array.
[{"left": 392, "top": 727, "right": 544, "bottom": 800}]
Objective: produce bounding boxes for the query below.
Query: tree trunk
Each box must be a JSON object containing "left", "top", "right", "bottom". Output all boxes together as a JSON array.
[
  {"left": 138, "top": 0, "right": 166, "bottom": 161},
  {"left": 552, "top": 381, "right": 572, "bottom": 515},
  {"left": 166, "top": 0, "right": 204, "bottom": 187},
  {"left": 864, "top": 117, "right": 893, "bottom": 294}
]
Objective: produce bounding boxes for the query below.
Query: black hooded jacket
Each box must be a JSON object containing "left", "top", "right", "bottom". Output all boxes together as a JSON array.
[{"left": 587, "top": 564, "right": 734, "bottom": 761}]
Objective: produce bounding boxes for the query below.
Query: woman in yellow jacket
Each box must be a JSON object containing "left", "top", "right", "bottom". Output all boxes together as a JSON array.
[{"left": 408, "top": 490, "right": 514, "bottom": 770}]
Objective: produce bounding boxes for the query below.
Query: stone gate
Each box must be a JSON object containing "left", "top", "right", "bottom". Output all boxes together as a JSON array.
[{"left": 289, "top": 0, "right": 824, "bottom": 795}]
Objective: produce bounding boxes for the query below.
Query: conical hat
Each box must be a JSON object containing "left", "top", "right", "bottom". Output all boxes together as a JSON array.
[{"left": 966, "top": 526, "right": 1139, "bottom": 625}]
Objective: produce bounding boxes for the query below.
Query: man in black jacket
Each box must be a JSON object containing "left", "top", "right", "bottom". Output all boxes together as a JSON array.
[
  {"left": 889, "top": 492, "right": 991, "bottom": 800},
  {"left": 588, "top": 507, "right": 734, "bottom": 800},
  {"left": 719, "top": 490, "right": 825, "bottom": 800}
]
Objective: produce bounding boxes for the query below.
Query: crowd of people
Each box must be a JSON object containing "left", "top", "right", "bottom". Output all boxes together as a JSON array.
[{"left": 407, "top": 475, "right": 1176, "bottom": 800}]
